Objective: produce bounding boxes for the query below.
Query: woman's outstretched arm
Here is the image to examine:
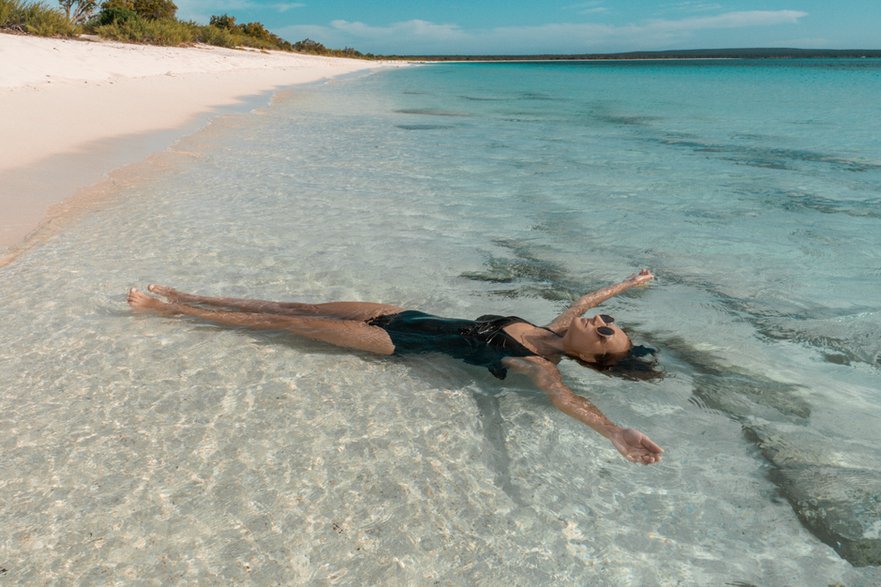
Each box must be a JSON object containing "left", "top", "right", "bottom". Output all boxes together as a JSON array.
[
  {"left": 544, "top": 269, "right": 654, "bottom": 333},
  {"left": 503, "top": 356, "right": 663, "bottom": 464}
]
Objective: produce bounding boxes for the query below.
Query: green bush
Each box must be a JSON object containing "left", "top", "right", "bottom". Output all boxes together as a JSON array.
[
  {"left": 24, "top": 3, "right": 74, "bottom": 34},
  {"left": 194, "top": 22, "right": 236, "bottom": 48},
  {"left": 293, "top": 38, "right": 325, "bottom": 54},
  {"left": 201, "top": 15, "right": 292, "bottom": 51},
  {"left": 0, "top": 0, "right": 77, "bottom": 35},
  {"left": 291, "top": 37, "right": 365, "bottom": 58},
  {"left": 94, "top": 4, "right": 135, "bottom": 25},
  {"left": 0, "top": 0, "right": 19, "bottom": 24},
  {"left": 92, "top": 14, "right": 192, "bottom": 44},
  {"left": 208, "top": 13, "right": 235, "bottom": 31},
  {"left": 131, "top": 0, "right": 173, "bottom": 20},
  {"left": 89, "top": 0, "right": 178, "bottom": 26}
]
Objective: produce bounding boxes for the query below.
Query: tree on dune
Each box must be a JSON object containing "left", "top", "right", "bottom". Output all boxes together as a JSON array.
[
  {"left": 131, "top": 0, "right": 176, "bottom": 20},
  {"left": 208, "top": 13, "right": 235, "bottom": 30},
  {"left": 94, "top": 0, "right": 176, "bottom": 20},
  {"left": 58, "top": 0, "right": 96, "bottom": 24}
]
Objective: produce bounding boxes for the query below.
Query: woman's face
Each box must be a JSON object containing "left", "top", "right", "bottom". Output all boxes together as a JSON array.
[{"left": 563, "top": 314, "right": 632, "bottom": 364}]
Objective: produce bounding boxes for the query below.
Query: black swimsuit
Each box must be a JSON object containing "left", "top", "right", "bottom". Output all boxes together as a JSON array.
[{"left": 367, "top": 310, "right": 544, "bottom": 379}]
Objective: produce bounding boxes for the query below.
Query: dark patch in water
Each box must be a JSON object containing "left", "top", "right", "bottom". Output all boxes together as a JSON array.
[
  {"left": 585, "top": 99, "right": 881, "bottom": 174},
  {"left": 499, "top": 116, "right": 544, "bottom": 124},
  {"left": 595, "top": 112, "right": 663, "bottom": 127},
  {"left": 518, "top": 91, "right": 555, "bottom": 101},
  {"left": 744, "top": 427, "right": 881, "bottom": 567},
  {"left": 459, "top": 239, "right": 585, "bottom": 303},
  {"left": 771, "top": 466, "right": 881, "bottom": 567},
  {"left": 473, "top": 393, "right": 525, "bottom": 505},
  {"left": 729, "top": 132, "right": 771, "bottom": 142},
  {"left": 657, "top": 136, "right": 881, "bottom": 173},
  {"left": 460, "top": 95, "right": 507, "bottom": 102},
  {"left": 396, "top": 124, "right": 456, "bottom": 131},
  {"left": 765, "top": 322, "right": 881, "bottom": 369},
  {"left": 394, "top": 108, "right": 471, "bottom": 117},
  {"left": 660, "top": 335, "right": 881, "bottom": 565},
  {"left": 660, "top": 335, "right": 811, "bottom": 421},
  {"left": 753, "top": 187, "right": 881, "bottom": 219},
  {"left": 659, "top": 273, "right": 881, "bottom": 369},
  {"left": 822, "top": 352, "right": 851, "bottom": 365}
]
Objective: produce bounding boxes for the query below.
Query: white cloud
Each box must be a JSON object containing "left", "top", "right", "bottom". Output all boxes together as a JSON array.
[
  {"left": 280, "top": 10, "right": 808, "bottom": 54},
  {"left": 271, "top": 3, "right": 304, "bottom": 13},
  {"left": 664, "top": 2, "right": 723, "bottom": 13},
  {"left": 506, "top": 11, "right": 808, "bottom": 52},
  {"left": 328, "top": 19, "right": 467, "bottom": 42},
  {"left": 565, "top": 1, "right": 609, "bottom": 16},
  {"left": 645, "top": 10, "right": 807, "bottom": 32},
  {"left": 281, "top": 19, "right": 470, "bottom": 53}
]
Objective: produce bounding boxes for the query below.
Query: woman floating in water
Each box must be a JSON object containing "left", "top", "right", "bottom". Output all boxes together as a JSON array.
[{"left": 127, "top": 269, "right": 662, "bottom": 464}]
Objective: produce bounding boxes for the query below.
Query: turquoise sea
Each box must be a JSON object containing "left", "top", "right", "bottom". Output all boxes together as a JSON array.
[{"left": 2, "top": 60, "right": 881, "bottom": 584}]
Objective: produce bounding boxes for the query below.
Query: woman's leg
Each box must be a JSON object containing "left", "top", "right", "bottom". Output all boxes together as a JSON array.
[
  {"left": 128, "top": 289, "right": 395, "bottom": 355},
  {"left": 147, "top": 284, "right": 404, "bottom": 320}
]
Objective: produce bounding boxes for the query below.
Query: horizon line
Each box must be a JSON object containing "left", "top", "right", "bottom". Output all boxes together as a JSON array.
[{"left": 378, "top": 47, "right": 881, "bottom": 59}]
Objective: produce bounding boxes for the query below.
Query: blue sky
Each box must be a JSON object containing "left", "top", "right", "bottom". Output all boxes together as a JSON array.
[{"left": 174, "top": 1, "right": 881, "bottom": 55}]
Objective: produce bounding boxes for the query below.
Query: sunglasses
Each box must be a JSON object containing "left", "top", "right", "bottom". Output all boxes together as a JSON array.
[{"left": 595, "top": 314, "right": 615, "bottom": 337}]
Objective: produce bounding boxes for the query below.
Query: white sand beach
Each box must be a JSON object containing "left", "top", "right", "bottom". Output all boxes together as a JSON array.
[{"left": 0, "top": 33, "right": 394, "bottom": 263}]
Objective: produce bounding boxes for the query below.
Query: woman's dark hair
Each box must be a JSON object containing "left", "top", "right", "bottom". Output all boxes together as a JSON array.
[{"left": 575, "top": 344, "right": 663, "bottom": 381}]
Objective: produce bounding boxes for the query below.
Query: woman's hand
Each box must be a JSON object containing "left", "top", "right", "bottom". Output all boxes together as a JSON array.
[
  {"left": 628, "top": 268, "right": 654, "bottom": 286},
  {"left": 609, "top": 427, "right": 663, "bottom": 465}
]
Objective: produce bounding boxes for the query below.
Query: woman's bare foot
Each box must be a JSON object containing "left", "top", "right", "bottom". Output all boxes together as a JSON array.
[
  {"left": 128, "top": 288, "right": 178, "bottom": 315},
  {"left": 147, "top": 284, "right": 183, "bottom": 302}
]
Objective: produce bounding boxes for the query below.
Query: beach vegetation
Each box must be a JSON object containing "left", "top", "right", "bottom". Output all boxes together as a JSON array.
[
  {"left": 90, "top": 0, "right": 174, "bottom": 25},
  {"left": 207, "top": 13, "right": 234, "bottom": 30},
  {"left": 89, "top": 12, "right": 190, "bottom": 45},
  {"left": 3, "top": 0, "right": 369, "bottom": 56},
  {"left": 292, "top": 37, "right": 325, "bottom": 54},
  {"left": 130, "top": 0, "right": 174, "bottom": 20},
  {"left": 202, "top": 13, "right": 293, "bottom": 51},
  {"left": 86, "top": 0, "right": 185, "bottom": 46},
  {"left": 0, "top": 0, "right": 77, "bottom": 36},
  {"left": 293, "top": 37, "right": 367, "bottom": 58},
  {"left": 92, "top": 0, "right": 174, "bottom": 20},
  {"left": 90, "top": 0, "right": 125, "bottom": 24},
  {"left": 93, "top": 4, "right": 133, "bottom": 25},
  {"left": 192, "top": 21, "right": 232, "bottom": 46}
]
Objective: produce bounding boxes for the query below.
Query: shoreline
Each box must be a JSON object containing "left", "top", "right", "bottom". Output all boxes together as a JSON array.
[{"left": 0, "top": 33, "right": 399, "bottom": 267}]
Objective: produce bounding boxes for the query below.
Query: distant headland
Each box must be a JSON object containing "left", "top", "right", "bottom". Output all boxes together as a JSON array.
[{"left": 392, "top": 48, "right": 881, "bottom": 61}]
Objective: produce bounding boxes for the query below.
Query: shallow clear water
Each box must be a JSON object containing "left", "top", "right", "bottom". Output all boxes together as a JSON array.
[{"left": 2, "top": 61, "right": 881, "bottom": 584}]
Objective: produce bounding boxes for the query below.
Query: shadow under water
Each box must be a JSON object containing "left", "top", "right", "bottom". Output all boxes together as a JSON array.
[
  {"left": 459, "top": 238, "right": 586, "bottom": 302},
  {"left": 660, "top": 273, "right": 881, "bottom": 371},
  {"left": 639, "top": 330, "right": 881, "bottom": 567}
]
